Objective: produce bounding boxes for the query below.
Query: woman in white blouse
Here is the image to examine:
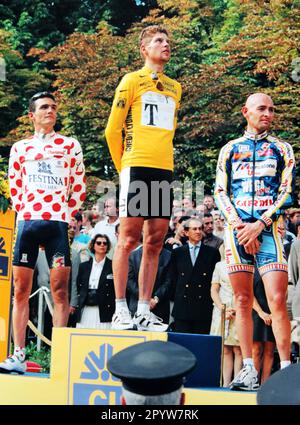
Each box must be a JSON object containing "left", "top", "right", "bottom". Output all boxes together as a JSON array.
[{"left": 76, "top": 234, "right": 115, "bottom": 329}]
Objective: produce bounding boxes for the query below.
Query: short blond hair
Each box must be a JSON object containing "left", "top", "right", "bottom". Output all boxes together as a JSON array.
[{"left": 139, "top": 25, "right": 169, "bottom": 46}]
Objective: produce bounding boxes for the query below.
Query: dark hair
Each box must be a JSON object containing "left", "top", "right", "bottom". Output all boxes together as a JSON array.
[
  {"left": 89, "top": 234, "right": 111, "bottom": 254},
  {"left": 74, "top": 212, "right": 83, "bottom": 223},
  {"left": 203, "top": 213, "right": 213, "bottom": 219},
  {"left": 29, "top": 91, "right": 56, "bottom": 112},
  {"left": 295, "top": 221, "right": 300, "bottom": 233},
  {"left": 115, "top": 223, "right": 120, "bottom": 235},
  {"left": 178, "top": 215, "right": 191, "bottom": 224}
]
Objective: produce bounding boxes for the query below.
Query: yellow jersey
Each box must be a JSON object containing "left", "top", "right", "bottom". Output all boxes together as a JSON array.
[{"left": 105, "top": 66, "right": 182, "bottom": 173}]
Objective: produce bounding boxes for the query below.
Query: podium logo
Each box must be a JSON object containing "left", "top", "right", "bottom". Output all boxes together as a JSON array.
[
  {"left": 0, "top": 236, "right": 9, "bottom": 278},
  {"left": 73, "top": 343, "right": 122, "bottom": 405}
]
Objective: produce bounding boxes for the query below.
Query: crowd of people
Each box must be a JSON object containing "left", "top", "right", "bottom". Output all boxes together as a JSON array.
[{"left": 27, "top": 198, "right": 300, "bottom": 388}]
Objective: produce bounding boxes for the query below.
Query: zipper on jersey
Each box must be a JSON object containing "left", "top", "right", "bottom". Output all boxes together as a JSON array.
[{"left": 251, "top": 136, "right": 257, "bottom": 219}]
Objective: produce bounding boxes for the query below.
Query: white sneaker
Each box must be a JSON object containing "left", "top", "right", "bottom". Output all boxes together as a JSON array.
[
  {"left": 111, "top": 308, "right": 134, "bottom": 330},
  {"left": 229, "top": 365, "right": 259, "bottom": 391},
  {"left": 0, "top": 354, "right": 26, "bottom": 374},
  {"left": 134, "top": 312, "right": 169, "bottom": 332}
]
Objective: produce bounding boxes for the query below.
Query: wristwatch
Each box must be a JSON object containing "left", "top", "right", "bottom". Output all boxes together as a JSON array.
[{"left": 153, "top": 296, "right": 159, "bottom": 304}]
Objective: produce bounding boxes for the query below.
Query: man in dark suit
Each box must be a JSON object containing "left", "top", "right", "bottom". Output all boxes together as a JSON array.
[
  {"left": 170, "top": 218, "right": 220, "bottom": 334},
  {"left": 127, "top": 245, "right": 172, "bottom": 325}
]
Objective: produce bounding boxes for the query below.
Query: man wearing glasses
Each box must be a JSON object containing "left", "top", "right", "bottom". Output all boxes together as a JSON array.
[
  {"left": 1, "top": 92, "right": 86, "bottom": 374},
  {"left": 105, "top": 25, "right": 181, "bottom": 331}
]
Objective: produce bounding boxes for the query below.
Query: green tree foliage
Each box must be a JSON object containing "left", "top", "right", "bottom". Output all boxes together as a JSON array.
[{"left": 1, "top": 0, "right": 300, "bottom": 202}]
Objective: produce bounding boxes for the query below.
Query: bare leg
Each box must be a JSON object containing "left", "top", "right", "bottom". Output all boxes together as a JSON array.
[
  {"left": 261, "top": 341, "right": 275, "bottom": 383},
  {"left": 263, "top": 271, "right": 290, "bottom": 361},
  {"left": 228, "top": 272, "right": 254, "bottom": 359},
  {"left": 113, "top": 217, "right": 144, "bottom": 299},
  {"left": 50, "top": 267, "right": 71, "bottom": 327},
  {"left": 233, "top": 345, "right": 243, "bottom": 376},
  {"left": 138, "top": 219, "right": 169, "bottom": 300},
  {"left": 12, "top": 266, "right": 34, "bottom": 347},
  {"left": 252, "top": 341, "right": 263, "bottom": 380},
  {"left": 223, "top": 345, "right": 234, "bottom": 387}
]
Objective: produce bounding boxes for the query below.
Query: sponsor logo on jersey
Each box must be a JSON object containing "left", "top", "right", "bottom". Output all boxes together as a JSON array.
[
  {"left": 52, "top": 253, "right": 65, "bottom": 269},
  {"left": 38, "top": 161, "right": 53, "bottom": 174},
  {"left": 232, "top": 158, "right": 277, "bottom": 178},
  {"left": 233, "top": 152, "right": 252, "bottom": 160},
  {"left": 20, "top": 253, "right": 28, "bottom": 263},
  {"left": 116, "top": 98, "right": 126, "bottom": 108},
  {"left": 141, "top": 91, "right": 176, "bottom": 130},
  {"left": 238, "top": 144, "right": 250, "bottom": 152},
  {"left": 235, "top": 196, "right": 273, "bottom": 209}
]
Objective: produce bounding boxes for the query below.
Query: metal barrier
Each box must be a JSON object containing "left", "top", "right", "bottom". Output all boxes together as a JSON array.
[{"left": 28, "top": 286, "right": 53, "bottom": 350}]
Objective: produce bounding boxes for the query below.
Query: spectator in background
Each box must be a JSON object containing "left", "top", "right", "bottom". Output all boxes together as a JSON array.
[
  {"left": 73, "top": 212, "right": 91, "bottom": 245},
  {"left": 182, "top": 197, "right": 195, "bottom": 215},
  {"left": 164, "top": 215, "right": 190, "bottom": 251},
  {"left": 195, "top": 203, "right": 205, "bottom": 218},
  {"left": 288, "top": 234, "right": 300, "bottom": 352},
  {"left": 287, "top": 208, "right": 300, "bottom": 236},
  {"left": 170, "top": 218, "right": 220, "bottom": 333},
  {"left": 202, "top": 213, "right": 223, "bottom": 250},
  {"left": 81, "top": 210, "right": 94, "bottom": 237},
  {"left": 203, "top": 195, "right": 217, "bottom": 215},
  {"left": 213, "top": 212, "right": 225, "bottom": 240},
  {"left": 252, "top": 268, "right": 276, "bottom": 384},
  {"left": 210, "top": 246, "right": 242, "bottom": 387},
  {"left": 91, "top": 197, "right": 119, "bottom": 260},
  {"left": 277, "top": 218, "right": 296, "bottom": 260},
  {"left": 76, "top": 234, "right": 115, "bottom": 329},
  {"left": 70, "top": 217, "right": 90, "bottom": 262},
  {"left": 127, "top": 241, "right": 172, "bottom": 326}
]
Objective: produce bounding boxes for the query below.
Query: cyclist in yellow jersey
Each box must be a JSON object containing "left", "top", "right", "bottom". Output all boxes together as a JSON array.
[{"left": 105, "top": 25, "right": 181, "bottom": 331}]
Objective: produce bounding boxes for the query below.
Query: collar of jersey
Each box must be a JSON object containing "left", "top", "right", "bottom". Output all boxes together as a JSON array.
[
  {"left": 34, "top": 131, "right": 56, "bottom": 142},
  {"left": 141, "top": 65, "right": 164, "bottom": 78},
  {"left": 244, "top": 129, "right": 269, "bottom": 141}
]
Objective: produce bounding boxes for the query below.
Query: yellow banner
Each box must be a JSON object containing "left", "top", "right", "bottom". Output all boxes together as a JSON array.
[{"left": 0, "top": 209, "right": 15, "bottom": 361}]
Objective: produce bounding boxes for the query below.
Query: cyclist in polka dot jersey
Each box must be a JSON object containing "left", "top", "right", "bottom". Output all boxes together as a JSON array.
[{"left": 0, "top": 92, "right": 86, "bottom": 374}]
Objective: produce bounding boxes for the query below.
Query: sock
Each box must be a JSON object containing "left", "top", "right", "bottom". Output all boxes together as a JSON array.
[
  {"left": 243, "top": 358, "right": 254, "bottom": 368},
  {"left": 137, "top": 300, "right": 150, "bottom": 316},
  {"left": 14, "top": 346, "right": 25, "bottom": 362},
  {"left": 115, "top": 298, "right": 128, "bottom": 313},
  {"left": 280, "top": 360, "right": 291, "bottom": 369}
]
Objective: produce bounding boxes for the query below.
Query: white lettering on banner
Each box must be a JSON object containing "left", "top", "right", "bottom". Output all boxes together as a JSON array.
[
  {"left": 141, "top": 91, "right": 175, "bottom": 130},
  {"left": 235, "top": 196, "right": 273, "bottom": 209},
  {"left": 232, "top": 158, "right": 277, "bottom": 179}
]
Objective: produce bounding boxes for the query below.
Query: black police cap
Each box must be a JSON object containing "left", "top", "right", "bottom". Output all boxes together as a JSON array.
[
  {"left": 107, "top": 340, "right": 197, "bottom": 396},
  {"left": 257, "top": 364, "right": 300, "bottom": 405}
]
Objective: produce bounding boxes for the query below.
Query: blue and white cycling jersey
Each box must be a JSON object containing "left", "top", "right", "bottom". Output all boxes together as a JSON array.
[{"left": 214, "top": 130, "right": 295, "bottom": 228}]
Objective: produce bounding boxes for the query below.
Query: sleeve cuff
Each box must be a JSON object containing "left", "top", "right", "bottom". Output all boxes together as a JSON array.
[{"left": 259, "top": 214, "right": 273, "bottom": 228}]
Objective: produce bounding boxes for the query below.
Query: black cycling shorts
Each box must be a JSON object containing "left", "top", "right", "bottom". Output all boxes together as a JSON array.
[
  {"left": 13, "top": 220, "right": 71, "bottom": 269},
  {"left": 119, "top": 166, "right": 173, "bottom": 219}
]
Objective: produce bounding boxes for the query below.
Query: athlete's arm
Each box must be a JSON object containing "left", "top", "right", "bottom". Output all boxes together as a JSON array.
[
  {"left": 67, "top": 139, "right": 86, "bottom": 220},
  {"left": 8, "top": 143, "right": 23, "bottom": 213},
  {"left": 105, "top": 74, "right": 135, "bottom": 173},
  {"left": 258, "top": 142, "right": 295, "bottom": 228},
  {"left": 214, "top": 143, "right": 243, "bottom": 229}
]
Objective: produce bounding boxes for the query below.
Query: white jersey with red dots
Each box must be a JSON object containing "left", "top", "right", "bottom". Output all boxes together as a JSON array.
[{"left": 9, "top": 131, "right": 86, "bottom": 223}]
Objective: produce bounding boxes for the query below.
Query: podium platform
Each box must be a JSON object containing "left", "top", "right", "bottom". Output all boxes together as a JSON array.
[{"left": 0, "top": 328, "right": 256, "bottom": 405}]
